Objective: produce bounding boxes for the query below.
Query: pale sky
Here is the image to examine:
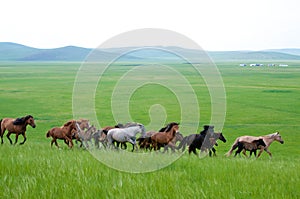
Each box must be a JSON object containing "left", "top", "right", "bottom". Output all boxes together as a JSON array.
[{"left": 1, "top": 0, "right": 299, "bottom": 51}]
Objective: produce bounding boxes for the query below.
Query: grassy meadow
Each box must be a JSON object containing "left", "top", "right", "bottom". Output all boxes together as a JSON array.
[{"left": 0, "top": 61, "right": 300, "bottom": 198}]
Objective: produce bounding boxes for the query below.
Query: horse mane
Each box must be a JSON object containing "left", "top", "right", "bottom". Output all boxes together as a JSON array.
[
  {"left": 199, "top": 125, "right": 214, "bottom": 135},
  {"left": 265, "top": 131, "right": 280, "bottom": 138},
  {"left": 13, "top": 115, "right": 33, "bottom": 125},
  {"left": 63, "top": 120, "right": 75, "bottom": 127},
  {"left": 164, "top": 122, "right": 179, "bottom": 132},
  {"left": 158, "top": 126, "right": 167, "bottom": 132}
]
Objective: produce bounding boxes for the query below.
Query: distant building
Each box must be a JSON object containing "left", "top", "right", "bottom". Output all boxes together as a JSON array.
[
  {"left": 268, "top": 64, "right": 275, "bottom": 66},
  {"left": 249, "top": 63, "right": 263, "bottom": 66},
  {"left": 239, "top": 64, "right": 247, "bottom": 67},
  {"left": 279, "top": 64, "right": 288, "bottom": 67}
]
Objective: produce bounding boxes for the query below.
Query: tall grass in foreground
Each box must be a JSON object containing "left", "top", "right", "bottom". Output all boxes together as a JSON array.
[
  {"left": 0, "top": 62, "right": 300, "bottom": 198},
  {"left": 0, "top": 144, "right": 299, "bottom": 199}
]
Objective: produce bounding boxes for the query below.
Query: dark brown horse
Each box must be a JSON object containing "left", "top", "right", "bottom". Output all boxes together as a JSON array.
[
  {"left": 188, "top": 132, "right": 227, "bottom": 156},
  {"left": 177, "top": 125, "right": 214, "bottom": 152},
  {"left": 151, "top": 122, "right": 180, "bottom": 151},
  {"left": 0, "top": 115, "right": 36, "bottom": 145},
  {"left": 46, "top": 120, "right": 76, "bottom": 148}
]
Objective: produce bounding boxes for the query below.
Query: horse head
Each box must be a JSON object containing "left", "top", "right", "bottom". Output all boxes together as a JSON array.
[
  {"left": 218, "top": 132, "right": 227, "bottom": 143},
  {"left": 25, "top": 115, "right": 36, "bottom": 128},
  {"left": 138, "top": 124, "right": 146, "bottom": 138},
  {"left": 64, "top": 120, "right": 76, "bottom": 129},
  {"left": 273, "top": 132, "right": 284, "bottom": 144}
]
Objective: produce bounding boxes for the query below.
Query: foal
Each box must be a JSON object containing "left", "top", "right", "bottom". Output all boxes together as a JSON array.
[{"left": 234, "top": 139, "right": 266, "bottom": 158}]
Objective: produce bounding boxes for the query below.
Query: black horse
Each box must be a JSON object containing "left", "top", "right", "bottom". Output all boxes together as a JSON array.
[
  {"left": 188, "top": 126, "right": 226, "bottom": 156},
  {"left": 177, "top": 125, "right": 214, "bottom": 152}
]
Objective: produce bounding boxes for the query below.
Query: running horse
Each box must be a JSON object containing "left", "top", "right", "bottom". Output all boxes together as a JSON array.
[
  {"left": 188, "top": 132, "right": 227, "bottom": 156},
  {"left": 151, "top": 122, "right": 180, "bottom": 151},
  {"left": 106, "top": 124, "right": 146, "bottom": 152},
  {"left": 226, "top": 132, "right": 284, "bottom": 158},
  {"left": 46, "top": 120, "right": 76, "bottom": 148},
  {"left": 0, "top": 115, "right": 36, "bottom": 145}
]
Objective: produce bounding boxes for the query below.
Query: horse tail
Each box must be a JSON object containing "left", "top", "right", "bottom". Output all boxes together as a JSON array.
[
  {"left": 46, "top": 130, "right": 51, "bottom": 138},
  {"left": 225, "top": 137, "right": 240, "bottom": 157}
]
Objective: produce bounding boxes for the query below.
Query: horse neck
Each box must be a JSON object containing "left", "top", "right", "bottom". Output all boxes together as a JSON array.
[
  {"left": 165, "top": 127, "right": 176, "bottom": 138},
  {"left": 21, "top": 121, "right": 29, "bottom": 129},
  {"left": 65, "top": 124, "right": 74, "bottom": 132},
  {"left": 263, "top": 135, "right": 276, "bottom": 147},
  {"left": 127, "top": 126, "right": 141, "bottom": 136}
]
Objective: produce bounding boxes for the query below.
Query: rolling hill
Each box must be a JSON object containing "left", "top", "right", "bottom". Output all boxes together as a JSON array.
[{"left": 0, "top": 42, "right": 299, "bottom": 62}]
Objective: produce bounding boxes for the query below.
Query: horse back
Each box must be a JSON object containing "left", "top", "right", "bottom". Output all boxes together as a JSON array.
[{"left": 1, "top": 118, "right": 20, "bottom": 132}]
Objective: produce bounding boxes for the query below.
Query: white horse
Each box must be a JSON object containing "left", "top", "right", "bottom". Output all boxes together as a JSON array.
[
  {"left": 226, "top": 132, "right": 284, "bottom": 158},
  {"left": 107, "top": 124, "right": 146, "bottom": 151}
]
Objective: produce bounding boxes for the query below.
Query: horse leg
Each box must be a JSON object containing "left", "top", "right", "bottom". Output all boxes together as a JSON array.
[
  {"left": 116, "top": 141, "right": 120, "bottom": 149},
  {"left": 211, "top": 147, "right": 217, "bottom": 156},
  {"left": 6, "top": 131, "right": 13, "bottom": 145},
  {"left": 79, "top": 139, "right": 83, "bottom": 148},
  {"left": 251, "top": 150, "right": 256, "bottom": 157},
  {"left": 168, "top": 142, "right": 176, "bottom": 153},
  {"left": 234, "top": 147, "right": 242, "bottom": 157},
  {"left": 54, "top": 140, "right": 59, "bottom": 148},
  {"left": 51, "top": 139, "right": 55, "bottom": 147},
  {"left": 67, "top": 137, "right": 73, "bottom": 148},
  {"left": 264, "top": 148, "right": 272, "bottom": 158},
  {"left": 85, "top": 140, "right": 89, "bottom": 148},
  {"left": 19, "top": 132, "right": 26, "bottom": 145},
  {"left": 242, "top": 149, "right": 248, "bottom": 157},
  {"left": 256, "top": 148, "right": 264, "bottom": 158},
  {"left": 64, "top": 139, "right": 69, "bottom": 146},
  {"left": 14, "top": 133, "right": 19, "bottom": 145},
  {"left": 0, "top": 126, "right": 5, "bottom": 144}
]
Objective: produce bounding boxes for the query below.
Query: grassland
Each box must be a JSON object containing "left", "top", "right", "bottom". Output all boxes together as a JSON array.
[{"left": 0, "top": 61, "right": 299, "bottom": 198}]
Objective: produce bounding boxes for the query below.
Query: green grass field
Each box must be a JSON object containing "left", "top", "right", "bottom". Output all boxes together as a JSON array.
[{"left": 0, "top": 61, "right": 299, "bottom": 198}]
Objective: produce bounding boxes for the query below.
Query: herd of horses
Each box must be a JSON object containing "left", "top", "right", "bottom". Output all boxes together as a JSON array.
[{"left": 0, "top": 115, "right": 285, "bottom": 158}]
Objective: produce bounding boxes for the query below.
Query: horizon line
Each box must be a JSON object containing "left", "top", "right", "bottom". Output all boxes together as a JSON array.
[{"left": 1, "top": 41, "right": 300, "bottom": 52}]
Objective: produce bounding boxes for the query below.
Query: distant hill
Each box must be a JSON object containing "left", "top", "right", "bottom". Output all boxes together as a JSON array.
[
  {"left": 207, "top": 50, "right": 300, "bottom": 61},
  {"left": 0, "top": 42, "right": 40, "bottom": 60},
  {"left": 266, "top": 48, "right": 300, "bottom": 56},
  {"left": 0, "top": 42, "right": 299, "bottom": 62}
]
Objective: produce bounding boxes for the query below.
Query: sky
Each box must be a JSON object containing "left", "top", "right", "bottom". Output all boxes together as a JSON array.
[{"left": 0, "top": 0, "right": 299, "bottom": 51}]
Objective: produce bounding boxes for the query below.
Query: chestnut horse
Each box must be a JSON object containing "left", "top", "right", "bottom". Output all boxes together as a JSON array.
[
  {"left": 0, "top": 115, "right": 36, "bottom": 145},
  {"left": 151, "top": 122, "right": 180, "bottom": 151},
  {"left": 46, "top": 120, "right": 76, "bottom": 148}
]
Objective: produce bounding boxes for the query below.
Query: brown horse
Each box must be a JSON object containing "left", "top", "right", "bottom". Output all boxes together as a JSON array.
[
  {"left": 46, "top": 120, "right": 76, "bottom": 148},
  {"left": 151, "top": 122, "right": 180, "bottom": 151},
  {"left": 163, "top": 131, "right": 184, "bottom": 153},
  {"left": 0, "top": 115, "right": 36, "bottom": 145},
  {"left": 76, "top": 119, "right": 90, "bottom": 130}
]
